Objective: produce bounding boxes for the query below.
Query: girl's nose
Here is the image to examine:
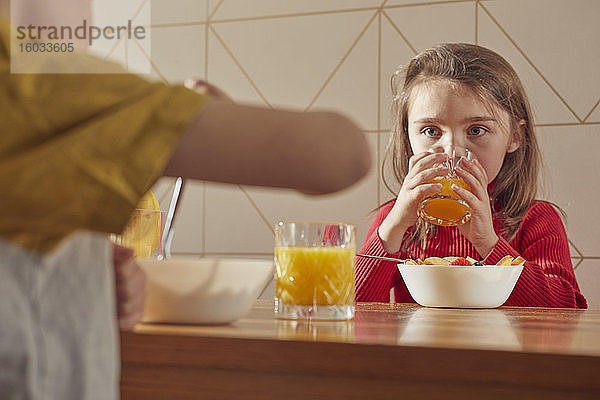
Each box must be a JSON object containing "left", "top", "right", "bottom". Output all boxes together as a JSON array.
[{"left": 441, "top": 131, "right": 468, "bottom": 150}]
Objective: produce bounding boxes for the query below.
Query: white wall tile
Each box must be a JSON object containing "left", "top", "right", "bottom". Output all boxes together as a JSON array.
[
  {"left": 379, "top": 15, "right": 417, "bottom": 133},
  {"left": 204, "top": 182, "right": 275, "bottom": 254},
  {"left": 210, "top": 11, "right": 376, "bottom": 109},
  {"left": 211, "top": 0, "right": 382, "bottom": 20},
  {"left": 206, "top": 24, "right": 273, "bottom": 106},
  {"left": 385, "top": 0, "right": 456, "bottom": 6},
  {"left": 574, "top": 260, "right": 600, "bottom": 309},
  {"left": 91, "top": 0, "right": 150, "bottom": 74},
  {"left": 378, "top": 131, "right": 399, "bottom": 206},
  {"left": 383, "top": 2, "right": 475, "bottom": 52},
  {"left": 482, "top": 0, "right": 600, "bottom": 122},
  {"left": 150, "top": 25, "right": 205, "bottom": 83},
  {"left": 311, "top": 13, "right": 379, "bottom": 130},
  {"left": 152, "top": 0, "right": 207, "bottom": 25},
  {"left": 537, "top": 125, "right": 600, "bottom": 257},
  {"left": 478, "top": 8, "right": 579, "bottom": 125}
]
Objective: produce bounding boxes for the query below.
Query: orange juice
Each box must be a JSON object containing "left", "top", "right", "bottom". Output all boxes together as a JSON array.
[
  {"left": 274, "top": 246, "right": 355, "bottom": 306},
  {"left": 419, "top": 176, "right": 471, "bottom": 226}
]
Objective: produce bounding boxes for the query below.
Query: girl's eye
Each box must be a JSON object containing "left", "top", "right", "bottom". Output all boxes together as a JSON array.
[
  {"left": 468, "top": 126, "right": 488, "bottom": 136},
  {"left": 421, "top": 127, "right": 439, "bottom": 137}
]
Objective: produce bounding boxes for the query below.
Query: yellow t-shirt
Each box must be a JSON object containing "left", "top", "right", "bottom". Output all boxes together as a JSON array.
[{"left": 0, "top": 21, "right": 208, "bottom": 253}]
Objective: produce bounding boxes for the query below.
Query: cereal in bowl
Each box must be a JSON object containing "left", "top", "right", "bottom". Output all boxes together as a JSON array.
[{"left": 404, "top": 255, "right": 526, "bottom": 266}]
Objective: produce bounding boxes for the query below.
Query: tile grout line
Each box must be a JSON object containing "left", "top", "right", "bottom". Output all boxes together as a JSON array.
[
  {"left": 102, "top": 33, "right": 125, "bottom": 60},
  {"left": 130, "top": 0, "right": 149, "bottom": 23},
  {"left": 210, "top": 0, "right": 474, "bottom": 24},
  {"left": 569, "top": 239, "right": 583, "bottom": 270},
  {"left": 142, "top": 1, "right": 481, "bottom": 28},
  {"left": 209, "top": 0, "right": 226, "bottom": 20},
  {"left": 209, "top": 25, "right": 272, "bottom": 108},
  {"left": 536, "top": 122, "right": 600, "bottom": 127},
  {"left": 146, "top": 22, "right": 206, "bottom": 29},
  {"left": 582, "top": 97, "right": 600, "bottom": 123},
  {"left": 205, "top": 0, "right": 210, "bottom": 82},
  {"left": 211, "top": 7, "right": 382, "bottom": 24},
  {"left": 377, "top": 8, "right": 382, "bottom": 208},
  {"left": 202, "top": 181, "right": 206, "bottom": 254},
  {"left": 381, "top": 10, "right": 417, "bottom": 55},
  {"left": 237, "top": 185, "right": 275, "bottom": 235},
  {"left": 304, "top": 10, "right": 379, "bottom": 112},
  {"left": 132, "top": 37, "right": 168, "bottom": 83},
  {"left": 474, "top": 0, "right": 478, "bottom": 45},
  {"left": 479, "top": 3, "right": 582, "bottom": 123},
  {"left": 569, "top": 239, "right": 584, "bottom": 259},
  {"left": 202, "top": 0, "right": 209, "bottom": 254},
  {"left": 385, "top": 0, "right": 473, "bottom": 10}
]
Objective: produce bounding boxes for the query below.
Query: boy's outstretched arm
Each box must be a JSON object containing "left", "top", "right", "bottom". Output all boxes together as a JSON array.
[{"left": 162, "top": 99, "right": 372, "bottom": 194}]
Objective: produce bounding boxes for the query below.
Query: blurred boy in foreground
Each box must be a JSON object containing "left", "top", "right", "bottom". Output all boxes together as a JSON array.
[{"left": 0, "top": 1, "right": 371, "bottom": 398}]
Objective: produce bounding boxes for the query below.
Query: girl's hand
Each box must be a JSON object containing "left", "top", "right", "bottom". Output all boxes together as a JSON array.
[
  {"left": 453, "top": 157, "right": 499, "bottom": 257},
  {"left": 379, "top": 151, "right": 448, "bottom": 252},
  {"left": 113, "top": 243, "right": 146, "bottom": 330}
]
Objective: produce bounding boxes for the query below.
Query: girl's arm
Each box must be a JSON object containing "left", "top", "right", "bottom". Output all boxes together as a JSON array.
[
  {"left": 483, "top": 201, "right": 587, "bottom": 308},
  {"left": 355, "top": 202, "right": 403, "bottom": 302},
  {"left": 162, "top": 99, "right": 372, "bottom": 195}
]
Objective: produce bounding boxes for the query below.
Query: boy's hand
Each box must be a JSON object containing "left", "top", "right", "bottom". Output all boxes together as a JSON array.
[
  {"left": 184, "top": 78, "right": 233, "bottom": 103},
  {"left": 113, "top": 243, "right": 146, "bottom": 330}
]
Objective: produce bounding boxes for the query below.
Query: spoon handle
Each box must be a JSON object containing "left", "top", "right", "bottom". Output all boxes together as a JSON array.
[
  {"left": 160, "top": 177, "right": 184, "bottom": 260},
  {"left": 356, "top": 253, "right": 405, "bottom": 263}
]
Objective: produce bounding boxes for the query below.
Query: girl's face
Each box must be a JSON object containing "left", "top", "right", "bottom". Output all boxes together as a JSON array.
[{"left": 407, "top": 79, "right": 521, "bottom": 184}]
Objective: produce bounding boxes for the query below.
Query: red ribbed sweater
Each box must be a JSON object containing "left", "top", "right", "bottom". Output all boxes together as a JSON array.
[{"left": 356, "top": 200, "right": 587, "bottom": 308}]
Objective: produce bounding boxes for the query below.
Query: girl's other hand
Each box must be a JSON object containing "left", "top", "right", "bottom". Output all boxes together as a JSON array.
[
  {"left": 112, "top": 243, "right": 146, "bottom": 330},
  {"left": 379, "top": 150, "right": 448, "bottom": 252},
  {"left": 453, "top": 157, "right": 499, "bottom": 257}
]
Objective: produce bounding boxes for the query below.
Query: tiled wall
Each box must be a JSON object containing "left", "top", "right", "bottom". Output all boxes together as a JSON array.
[{"left": 105, "top": 0, "right": 600, "bottom": 308}]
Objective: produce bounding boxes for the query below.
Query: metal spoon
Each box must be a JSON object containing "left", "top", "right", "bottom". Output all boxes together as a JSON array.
[
  {"left": 157, "top": 177, "right": 185, "bottom": 260},
  {"left": 356, "top": 253, "right": 405, "bottom": 263}
]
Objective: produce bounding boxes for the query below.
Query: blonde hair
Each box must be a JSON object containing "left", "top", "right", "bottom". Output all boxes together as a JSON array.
[{"left": 384, "top": 43, "right": 540, "bottom": 250}]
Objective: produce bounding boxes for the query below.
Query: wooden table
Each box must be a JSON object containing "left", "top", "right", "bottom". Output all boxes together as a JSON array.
[{"left": 120, "top": 300, "right": 600, "bottom": 400}]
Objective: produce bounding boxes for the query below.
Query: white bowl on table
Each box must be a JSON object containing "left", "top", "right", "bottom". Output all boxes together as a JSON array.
[
  {"left": 397, "top": 264, "right": 523, "bottom": 308},
  {"left": 139, "top": 258, "right": 273, "bottom": 324}
]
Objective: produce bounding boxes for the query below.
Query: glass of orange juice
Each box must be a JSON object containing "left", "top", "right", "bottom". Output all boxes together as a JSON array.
[
  {"left": 110, "top": 190, "right": 165, "bottom": 258},
  {"left": 274, "top": 222, "right": 356, "bottom": 320},
  {"left": 418, "top": 146, "right": 473, "bottom": 226},
  {"left": 111, "top": 208, "right": 164, "bottom": 258}
]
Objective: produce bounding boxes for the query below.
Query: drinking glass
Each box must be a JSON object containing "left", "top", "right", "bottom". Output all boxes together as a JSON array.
[
  {"left": 111, "top": 208, "right": 165, "bottom": 258},
  {"left": 274, "top": 222, "right": 356, "bottom": 320},
  {"left": 418, "top": 146, "right": 473, "bottom": 226}
]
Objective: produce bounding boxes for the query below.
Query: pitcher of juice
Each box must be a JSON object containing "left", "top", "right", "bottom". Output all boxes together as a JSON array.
[
  {"left": 274, "top": 222, "right": 356, "bottom": 320},
  {"left": 418, "top": 146, "right": 473, "bottom": 226}
]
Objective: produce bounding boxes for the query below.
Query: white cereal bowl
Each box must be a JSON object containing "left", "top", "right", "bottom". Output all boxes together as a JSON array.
[
  {"left": 397, "top": 264, "right": 523, "bottom": 308},
  {"left": 139, "top": 258, "right": 273, "bottom": 324}
]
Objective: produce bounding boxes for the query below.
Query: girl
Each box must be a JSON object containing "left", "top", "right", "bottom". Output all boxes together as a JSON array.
[{"left": 356, "top": 43, "right": 586, "bottom": 308}]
